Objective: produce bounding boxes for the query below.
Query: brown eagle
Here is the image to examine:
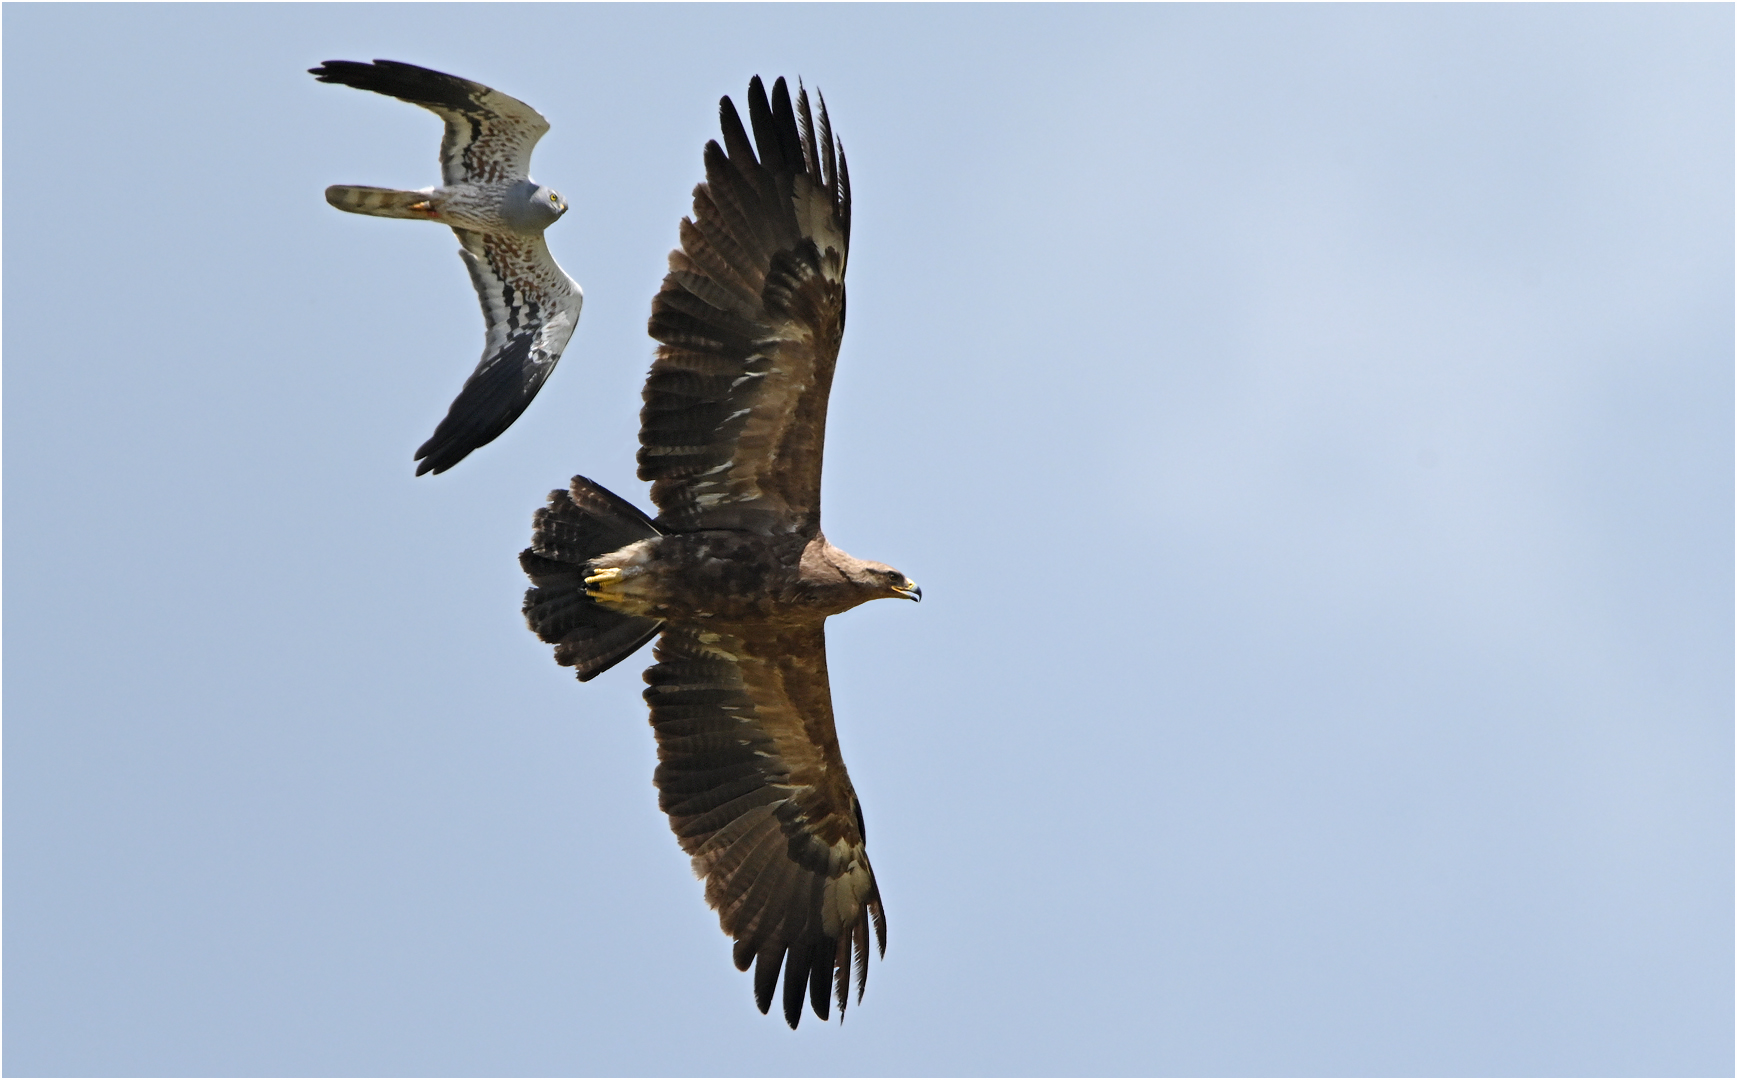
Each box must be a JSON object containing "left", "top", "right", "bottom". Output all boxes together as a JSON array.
[{"left": 519, "top": 77, "right": 917, "bottom": 1028}]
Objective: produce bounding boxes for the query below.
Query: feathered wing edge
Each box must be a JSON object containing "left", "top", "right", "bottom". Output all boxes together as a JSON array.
[
  {"left": 309, "top": 59, "right": 549, "bottom": 185},
  {"left": 414, "top": 230, "right": 582, "bottom": 475},
  {"left": 646, "top": 623, "right": 886, "bottom": 1027},
  {"left": 637, "top": 76, "right": 851, "bottom": 534}
]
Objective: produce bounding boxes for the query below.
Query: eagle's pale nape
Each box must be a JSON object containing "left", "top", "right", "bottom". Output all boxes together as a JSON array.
[
  {"left": 311, "top": 59, "right": 583, "bottom": 475},
  {"left": 521, "top": 77, "right": 916, "bottom": 1028}
]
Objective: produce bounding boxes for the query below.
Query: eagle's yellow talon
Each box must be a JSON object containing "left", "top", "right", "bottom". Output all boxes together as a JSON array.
[{"left": 584, "top": 567, "right": 624, "bottom": 597}]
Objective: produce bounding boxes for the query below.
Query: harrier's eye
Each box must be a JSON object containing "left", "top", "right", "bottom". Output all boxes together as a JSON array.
[{"left": 549, "top": 193, "right": 559, "bottom": 205}]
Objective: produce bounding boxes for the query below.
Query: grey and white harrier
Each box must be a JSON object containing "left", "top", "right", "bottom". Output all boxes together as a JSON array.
[{"left": 312, "top": 59, "right": 581, "bottom": 475}]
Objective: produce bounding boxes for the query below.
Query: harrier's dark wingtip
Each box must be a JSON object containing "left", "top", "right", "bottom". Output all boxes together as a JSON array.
[
  {"left": 411, "top": 400, "right": 521, "bottom": 476},
  {"left": 307, "top": 58, "right": 487, "bottom": 116},
  {"left": 308, "top": 59, "right": 396, "bottom": 89},
  {"left": 410, "top": 355, "right": 543, "bottom": 476}
]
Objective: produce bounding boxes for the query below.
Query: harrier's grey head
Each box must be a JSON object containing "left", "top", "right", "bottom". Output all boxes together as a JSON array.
[{"left": 504, "top": 181, "right": 568, "bottom": 235}]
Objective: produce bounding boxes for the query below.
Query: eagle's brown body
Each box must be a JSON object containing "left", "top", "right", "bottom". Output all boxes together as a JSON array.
[
  {"left": 587, "top": 532, "right": 906, "bottom": 623},
  {"left": 520, "top": 77, "right": 915, "bottom": 1028}
]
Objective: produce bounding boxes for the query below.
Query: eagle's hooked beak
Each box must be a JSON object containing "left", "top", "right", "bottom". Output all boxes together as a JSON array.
[{"left": 894, "top": 579, "right": 921, "bottom": 602}]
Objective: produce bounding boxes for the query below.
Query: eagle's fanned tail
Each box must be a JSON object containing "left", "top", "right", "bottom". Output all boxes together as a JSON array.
[{"left": 521, "top": 476, "right": 663, "bottom": 681}]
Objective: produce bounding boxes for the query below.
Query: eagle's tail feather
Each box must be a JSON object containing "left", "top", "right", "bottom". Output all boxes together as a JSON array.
[
  {"left": 521, "top": 476, "right": 664, "bottom": 682},
  {"left": 324, "top": 184, "right": 437, "bottom": 220}
]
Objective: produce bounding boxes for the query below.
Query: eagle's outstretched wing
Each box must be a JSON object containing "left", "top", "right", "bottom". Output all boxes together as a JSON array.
[
  {"left": 309, "top": 59, "right": 549, "bottom": 185},
  {"left": 415, "top": 229, "right": 582, "bottom": 475},
  {"left": 639, "top": 76, "right": 850, "bottom": 536},
  {"left": 646, "top": 623, "right": 885, "bottom": 1028}
]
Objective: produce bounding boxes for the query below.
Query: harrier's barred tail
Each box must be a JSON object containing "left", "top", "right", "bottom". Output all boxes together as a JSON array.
[
  {"left": 324, "top": 185, "right": 434, "bottom": 219},
  {"left": 521, "top": 476, "right": 663, "bottom": 681}
]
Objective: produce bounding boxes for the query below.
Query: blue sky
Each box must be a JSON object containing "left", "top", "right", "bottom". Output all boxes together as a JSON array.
[{"left": 5, "top": 4, "right": 1731, "bottom": 1075}]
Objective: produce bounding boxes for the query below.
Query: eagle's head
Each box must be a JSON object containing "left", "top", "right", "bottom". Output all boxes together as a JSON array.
[
  {"left": 805, "top": 538, "right": 919, "bottom": 610},
  {"left": 857, "top": 562, "right": 921, "bottom": 603}
]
